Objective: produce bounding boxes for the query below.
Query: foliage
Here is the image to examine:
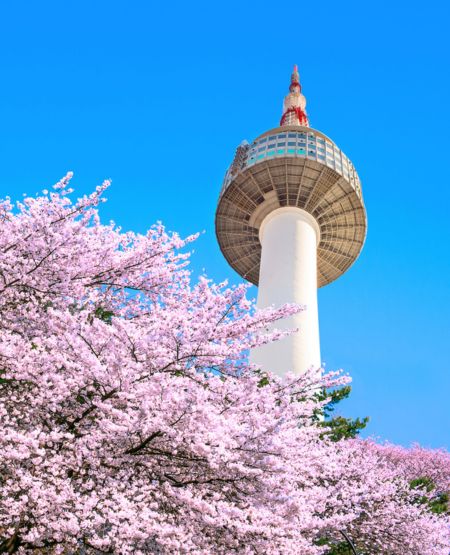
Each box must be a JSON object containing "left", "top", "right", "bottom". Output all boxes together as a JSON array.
[
  {"left": 0, "top": 176, "right": 448, "bottom": 554},
  {"left": 410, "top": 477, "right": 449, "bottom": 515},
  {"left": 317, "top": 385, "right": 369, "bottom": 441}
]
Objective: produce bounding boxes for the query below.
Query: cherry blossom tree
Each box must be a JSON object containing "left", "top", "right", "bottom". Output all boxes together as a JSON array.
[
  {"left": 0, "top": 175, "right": 448, "bottom": 554},
  {"left": 315, "top": 439, "right": 449, "bottom": 554}
]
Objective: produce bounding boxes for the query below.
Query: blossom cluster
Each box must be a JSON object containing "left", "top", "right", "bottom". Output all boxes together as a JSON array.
[{"left": 0, "top": 176, "right": 448, "bottom": 554}]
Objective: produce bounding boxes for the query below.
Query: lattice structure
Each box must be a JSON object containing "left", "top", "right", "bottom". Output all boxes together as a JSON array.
[{"left": 280, "top": 64, "right": 309, "bottom": 127}]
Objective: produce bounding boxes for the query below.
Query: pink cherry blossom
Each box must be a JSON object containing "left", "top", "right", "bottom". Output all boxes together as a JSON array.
[{"left": 0, "top": 175, "right": 448, "bottom": 554}]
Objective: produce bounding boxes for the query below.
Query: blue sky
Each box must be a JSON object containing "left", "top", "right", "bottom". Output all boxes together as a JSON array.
[{"left": 0, "top": 0, "right": 448, "bottom": 448}]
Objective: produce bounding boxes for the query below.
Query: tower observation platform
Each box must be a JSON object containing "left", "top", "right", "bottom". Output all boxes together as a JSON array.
[{"left": 215, "top": 66, "right": 367, "bottom": 376}]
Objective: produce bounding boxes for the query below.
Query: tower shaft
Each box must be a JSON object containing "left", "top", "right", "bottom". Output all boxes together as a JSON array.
[{"left": 250, "top": 208, "right": 321, "bottom": 376}]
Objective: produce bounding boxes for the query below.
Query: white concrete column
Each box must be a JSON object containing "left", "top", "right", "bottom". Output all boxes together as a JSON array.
[{"left": 250, "top": 207, "right": 321, "bottom": 377}]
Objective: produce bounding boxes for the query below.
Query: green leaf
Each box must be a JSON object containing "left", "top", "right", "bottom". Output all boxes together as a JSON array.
[{"left": 93, "top": 306, "right": 114, "bottom": 324}]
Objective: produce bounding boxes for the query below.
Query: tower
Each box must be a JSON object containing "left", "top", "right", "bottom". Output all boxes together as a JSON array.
[{"left": 215, "top": 66, "right": 367, "bottom": 377}]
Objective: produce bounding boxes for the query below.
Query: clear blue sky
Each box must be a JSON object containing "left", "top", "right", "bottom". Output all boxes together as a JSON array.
[{"left": 0, "top": 1, "right": 448, "bottom": 448}]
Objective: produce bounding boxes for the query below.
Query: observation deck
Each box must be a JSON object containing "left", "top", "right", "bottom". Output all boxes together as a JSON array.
[{"left": 215, "top": 125, "right": 367, "bottom": 287}]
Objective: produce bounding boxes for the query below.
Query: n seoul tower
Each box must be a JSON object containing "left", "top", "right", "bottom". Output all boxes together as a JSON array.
[{"left": 215, "top": 66, "right": 367, "bottom": 376}]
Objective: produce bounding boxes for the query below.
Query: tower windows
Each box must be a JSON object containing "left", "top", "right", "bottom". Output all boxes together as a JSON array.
[{"left": 232, "top": 132, "right": 361, "bottom": 199}]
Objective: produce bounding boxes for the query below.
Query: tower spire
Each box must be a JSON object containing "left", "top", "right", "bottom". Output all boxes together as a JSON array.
[
  {"left": 280, "top": 64, "right": 309, "bottom": 127},
  {"left": 290, "top": 64, "right": 300, "bottom": 91}
]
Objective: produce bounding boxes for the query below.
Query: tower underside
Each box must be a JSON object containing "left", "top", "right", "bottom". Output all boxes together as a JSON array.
[{"left": 216, "top": 155, "right": 366, "bottom": 287}]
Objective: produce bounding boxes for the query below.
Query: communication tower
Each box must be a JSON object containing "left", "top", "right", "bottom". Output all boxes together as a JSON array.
[{"left": 215, "top": 66, "right": 367, "bottom": 375}]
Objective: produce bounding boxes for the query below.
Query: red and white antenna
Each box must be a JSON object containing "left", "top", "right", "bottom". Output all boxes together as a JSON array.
[{"left": 280, "top": 65, "right": 309, "bottom": 127}]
